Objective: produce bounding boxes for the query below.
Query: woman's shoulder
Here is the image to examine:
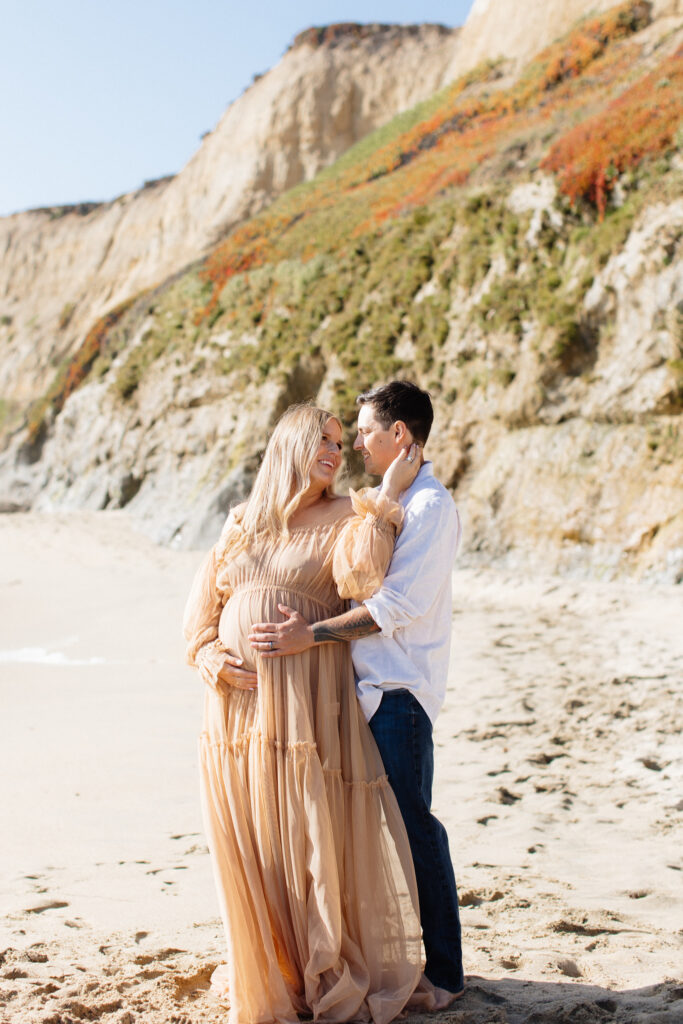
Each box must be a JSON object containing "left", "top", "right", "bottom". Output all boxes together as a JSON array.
[
  {"left": 219, "top": 502, "right": 246, "bottom": 534},
  {"left": 327, "top": 494, "right": 353, "bottom": 520},
  {"left": 295, "top": 495, "right": 352, "bottom": 532},
  {"left": 293, "top": 495, "right": 352, "bottom": 530},
  {"left": 215, "top": 502, "right": 248, "bottom": 554}
]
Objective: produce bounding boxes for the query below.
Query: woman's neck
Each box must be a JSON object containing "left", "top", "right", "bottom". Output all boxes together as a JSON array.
[
  {"left": 295, "top": 486, "right": 328, "bottom": 511},
  {"left": 286, "top": 485, "right": 332, "bottom": 528}
]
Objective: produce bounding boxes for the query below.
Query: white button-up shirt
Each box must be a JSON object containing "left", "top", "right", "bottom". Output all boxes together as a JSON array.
[{"left": 352, "top": 462, "right": 461, "bottom": 725}]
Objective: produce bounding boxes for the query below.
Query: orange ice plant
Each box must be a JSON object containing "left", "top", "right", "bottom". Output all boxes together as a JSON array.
[
  {"left": 194, "top": 1, "right": 657, "bottom": 318},
  {"left": 542, "top": 47, "right": 683, "bottom": 216}
]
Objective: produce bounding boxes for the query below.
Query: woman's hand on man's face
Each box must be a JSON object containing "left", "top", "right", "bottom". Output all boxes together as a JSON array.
[{"left": 380, "top": 442, "right": 422, "bottom": 501}]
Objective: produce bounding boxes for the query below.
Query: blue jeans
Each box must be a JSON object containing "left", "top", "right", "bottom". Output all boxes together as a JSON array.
[{"left": 369, "top": 689, "right": 464, "bottom": 993}]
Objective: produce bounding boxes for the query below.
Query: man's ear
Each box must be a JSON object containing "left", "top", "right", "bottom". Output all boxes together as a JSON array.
[{"left": 393, "top": 420, "right": 411, "bottom": 445}]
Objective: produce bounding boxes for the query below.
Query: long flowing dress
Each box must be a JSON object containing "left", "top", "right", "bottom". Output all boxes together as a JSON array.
[{"left": 183, "top": 491, "right": 423, "bottom": 1024}]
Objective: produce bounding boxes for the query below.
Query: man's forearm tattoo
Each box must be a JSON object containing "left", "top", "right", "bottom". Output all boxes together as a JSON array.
[{"left": 312, "top": 605, "right": 380, "bottom": 643}]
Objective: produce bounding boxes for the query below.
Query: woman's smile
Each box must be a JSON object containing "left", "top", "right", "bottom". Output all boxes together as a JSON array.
[{"left": 310, "top": 418, "right": 343, "bottom": 484}]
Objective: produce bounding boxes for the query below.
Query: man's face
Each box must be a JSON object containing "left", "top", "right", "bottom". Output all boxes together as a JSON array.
[{"left": 353, "top": 403, "right": 403, "bottom": 477}]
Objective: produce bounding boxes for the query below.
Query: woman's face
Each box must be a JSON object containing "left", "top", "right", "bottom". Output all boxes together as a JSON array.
[{"left": 308, "top": 417, "right": 343, "bottom": 492}]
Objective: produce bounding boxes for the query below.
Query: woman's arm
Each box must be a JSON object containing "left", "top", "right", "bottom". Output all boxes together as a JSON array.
[
  {"left": 183, "top": 521, "right": 257, "bottom": 691},
  {"left": 332, "top": 445, "right": 420, "bottom": 601}
]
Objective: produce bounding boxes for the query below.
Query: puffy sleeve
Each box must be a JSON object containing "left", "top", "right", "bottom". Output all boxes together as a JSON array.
[
  {"left": 182, "top": 513, "right": 236, "bottom": 690},
  {"left": 332, "top": 487, "right": 404, "bottom": 602}
]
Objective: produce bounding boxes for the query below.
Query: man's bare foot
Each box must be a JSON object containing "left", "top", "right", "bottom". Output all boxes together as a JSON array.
[{"left": 431, "top": 985, "right": 464, "bottom": 1010}]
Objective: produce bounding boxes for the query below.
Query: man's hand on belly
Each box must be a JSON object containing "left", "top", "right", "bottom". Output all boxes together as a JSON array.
[
  {"left": 249, "top": 605, "right": 314, "bottom": 658},
  {"left": 217, "top": 652, "right": 258, "bottom": 692},
  {"left": 250, "top": 604, "right": 379, "bottom": 658}
]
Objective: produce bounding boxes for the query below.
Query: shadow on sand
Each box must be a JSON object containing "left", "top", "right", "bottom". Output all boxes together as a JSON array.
[{"left": 404, "top": 975, "right": 683, "bottom": 1023}]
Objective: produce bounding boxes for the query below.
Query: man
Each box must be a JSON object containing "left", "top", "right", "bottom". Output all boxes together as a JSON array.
[{"left": 250, "top": 381, "right": 464, "bottom": 1006}]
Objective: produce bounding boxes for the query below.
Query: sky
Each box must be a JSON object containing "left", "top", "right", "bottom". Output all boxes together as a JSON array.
[{"left": 1, "top": 0, "right": 475, "bottom": 217}]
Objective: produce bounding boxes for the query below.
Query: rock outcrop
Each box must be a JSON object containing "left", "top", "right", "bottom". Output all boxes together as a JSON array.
[
  {"left": 438, "top": 196, "right": 683, "bottom": 582},
  {"left": 444, "top": 0, "right": 682, "bottom": 79}
]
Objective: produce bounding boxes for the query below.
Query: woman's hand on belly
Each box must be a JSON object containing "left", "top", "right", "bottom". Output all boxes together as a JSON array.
[{"left": 216, "top": 652, "right": 258, "bottom": 692}]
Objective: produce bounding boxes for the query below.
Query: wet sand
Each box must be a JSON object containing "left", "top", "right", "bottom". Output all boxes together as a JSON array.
[{"left": 1, "top": 511, "right": 681, "bottom": 1023}]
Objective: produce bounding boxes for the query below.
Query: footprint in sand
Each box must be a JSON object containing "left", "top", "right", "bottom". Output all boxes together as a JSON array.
[
  {"left": 459, "top": 889, "right": 504, "bottom": 907},
  {"left": 552, "top": 917, "right": 623, "bottom": 936},
  {"left": 57, "top": 998, "right": 124, "bottom": 1019},
  {"left": 25, "top": 950, "right": 49, "bottom": 963},
  {"left": 25, "top": 900, "right": 68, "bottom": 915},
  {"left": 184, "top": 844, "right": 209, "bottom": 855},
  {"left": 556, "top": 958, "right": 582, "bottom": 978},
  {"left": 135, "top": 948, "right": 185, "bottom": 967},
  {"left": 34, "top": 982, "right": 59, "bottom": 995},
  {"left": 500, "top": 954, "right": 522, "bottom": 970},
  {"left": 497, "top": 786, "right": 522, "bottom": 804},
  {"left": 459, "top": 890, "right": 484, "bottom": 907},
  {"left": 171, "top": 964, "right": 215, "bottom": 998}
]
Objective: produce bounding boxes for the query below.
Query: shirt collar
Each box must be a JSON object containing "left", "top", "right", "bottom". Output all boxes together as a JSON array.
[{"left": 401, "top": 459, "right": 433, "bottom": 501}]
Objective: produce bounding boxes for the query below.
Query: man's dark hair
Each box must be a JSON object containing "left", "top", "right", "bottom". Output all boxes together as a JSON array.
[{"left": 356, "top": 380, "right": 434, "bottom": 445}]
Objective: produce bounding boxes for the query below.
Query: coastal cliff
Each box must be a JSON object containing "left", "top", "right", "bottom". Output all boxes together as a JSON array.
[{"left": 1, "top": 2, "right": 681, "bottom": 581}]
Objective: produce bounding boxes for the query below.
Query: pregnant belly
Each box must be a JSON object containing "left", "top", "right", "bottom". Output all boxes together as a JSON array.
[{"left": 218, "top": 584, "right": 337, "bottom": 670}]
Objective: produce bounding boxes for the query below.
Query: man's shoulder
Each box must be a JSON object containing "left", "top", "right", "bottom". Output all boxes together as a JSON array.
[
  {"left": 405, "top": 471, "right": 458, "bottom": 518},
  {"left": 399, "top": 475, "right": 459, "bottom": 552}
]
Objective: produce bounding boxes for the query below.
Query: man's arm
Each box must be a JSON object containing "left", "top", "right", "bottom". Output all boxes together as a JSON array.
[
  {"left": 249, "top": 603, "right": 379, "bottom": 658},
  {"left": 313, "top": 605, "right": 380, "bottom": 642}
]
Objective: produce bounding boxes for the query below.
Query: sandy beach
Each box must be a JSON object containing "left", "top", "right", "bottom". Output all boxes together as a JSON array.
[{"left": 1, "top": 511, "right": 681, "bottom": 1024}]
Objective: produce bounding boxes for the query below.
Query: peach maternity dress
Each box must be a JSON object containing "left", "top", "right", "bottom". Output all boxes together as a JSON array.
[{"left": 183, "top": 491, "right": 423, "bottom": 1024}]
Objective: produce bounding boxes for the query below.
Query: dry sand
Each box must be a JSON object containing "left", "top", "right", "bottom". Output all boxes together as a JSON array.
[{"left": 1, "top": 511, "right": 681, "bottom": 1024}]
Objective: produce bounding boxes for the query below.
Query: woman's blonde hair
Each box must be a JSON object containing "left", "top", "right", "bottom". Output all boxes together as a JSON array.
[{"left": 223, "top": 404, "right": 341, "bottom": 552}]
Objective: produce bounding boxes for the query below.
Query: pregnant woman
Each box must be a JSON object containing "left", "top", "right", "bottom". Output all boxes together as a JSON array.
[{"left": 183, "top": 404, "right": 422, "bottom": 1024}]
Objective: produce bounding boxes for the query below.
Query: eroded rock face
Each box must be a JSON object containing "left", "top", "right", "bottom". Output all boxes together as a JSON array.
[
  {"left": 0, "top": 24, "right": 458, "bottom": 407},
  {"left": 3, "top": 188, "right": 681, "bottom": 580},
  {"left": 426, "top": 194, "right": 683, "bottom": 583},
  {"left": 444, "top": 0, "right": 682, "bottom": 80}
]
